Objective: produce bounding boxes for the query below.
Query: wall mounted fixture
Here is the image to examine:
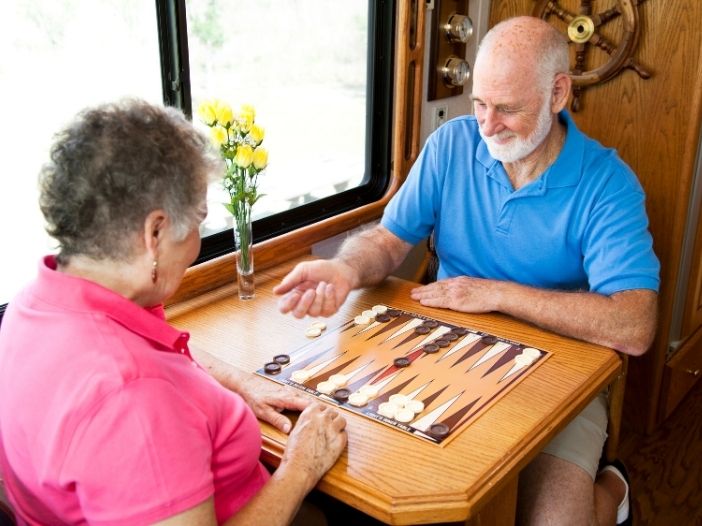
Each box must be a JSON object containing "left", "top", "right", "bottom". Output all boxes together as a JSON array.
[{"left": 428, "top": 0, "right": 472, "bottom": 101}]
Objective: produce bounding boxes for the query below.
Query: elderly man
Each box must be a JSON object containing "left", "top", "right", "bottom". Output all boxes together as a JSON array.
[{"left": 275, "top": 16, "right": 658, "bottom": 525}]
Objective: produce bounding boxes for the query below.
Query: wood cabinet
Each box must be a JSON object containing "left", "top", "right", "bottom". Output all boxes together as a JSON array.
[{"left": 487, "top": 0, "right": 702, "bottom": 433}]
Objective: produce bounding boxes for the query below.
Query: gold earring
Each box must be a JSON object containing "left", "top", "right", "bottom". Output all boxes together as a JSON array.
[{"left": 151, "top": 260, "right": 158, "bottom": 284}]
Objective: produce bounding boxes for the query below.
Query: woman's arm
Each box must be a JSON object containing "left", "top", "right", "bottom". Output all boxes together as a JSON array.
[
  {"left": 190, "top": 346, "right": 311, "bottom": 433},
  {"left": 154, "top": 403, "right": 347, "bottom": 526}
]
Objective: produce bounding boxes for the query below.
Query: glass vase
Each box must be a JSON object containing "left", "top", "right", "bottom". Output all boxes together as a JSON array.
[{"left": 233, "top": 204, "right": 255, "bottom": 300}]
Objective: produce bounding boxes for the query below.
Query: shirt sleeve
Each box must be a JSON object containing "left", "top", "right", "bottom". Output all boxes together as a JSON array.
[
  {"left": 62, "top": 378, "right": 215, "bottom": 525},
  {"left": 381, "top": 131, "right": 443, "bottom": 245},
  {"left": 582, "top": 162, "right": 660, "bottom": 295}
]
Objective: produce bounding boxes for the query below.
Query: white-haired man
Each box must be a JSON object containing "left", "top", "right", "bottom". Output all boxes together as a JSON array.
[{"left": 275, "top": 16, "right": 658, "bottom": 525}]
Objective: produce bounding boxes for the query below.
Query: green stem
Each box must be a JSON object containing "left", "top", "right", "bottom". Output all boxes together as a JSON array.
[{"left": 234, "top": 166, "right": 252, "bottom": 273}]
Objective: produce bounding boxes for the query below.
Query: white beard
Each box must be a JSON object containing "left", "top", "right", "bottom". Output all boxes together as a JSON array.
[{"left": 479, "top": 97, "right": 553, "bottom": 163}]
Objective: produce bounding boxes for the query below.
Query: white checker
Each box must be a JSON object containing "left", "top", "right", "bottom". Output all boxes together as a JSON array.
[
  {"left": 310, "top": 320, "right": 327, "bottom": 331},
  {"left": 406, "top": 399, "right": 425, "bottom": 413},
  {"left": 305, "top": 327, "right": 322, "bottom": 338},
  {"left": 522, "top": 347, "right": 541, "bottom": 360},
  {"left": 348, "top": 392, "right": 369, "bottom": 407},
  {"left": 316, "top": 381, "right": 335, "bottom": 395},
  {"left": 354, "top": 315, "right": 372, "bottom": 325},
  {"left": 329, "top": 374, "right": 348, "bottom": 387},
  {"left": 395, "top": 408, "right": 415, "bottom": 423},
  {"left": 362, "top": 309, "right": 376, "bottom": 318},
  {"left": 291, "top": 370, "right": 311, "bottom": 383},
  {"left": 371, "top": 304, "right": 388, "bottom": 313},
  {"left": 514, "top": 354, "right": 535, "bottom": 367},
  {"left": 388, "top": 394, "right": 408, "bottom": 407},
  {"left": 377, "top": 402, "right": 396, "bottom": 419},
  {"left": 359, "top": 384, "right": 381, "bottom": 398}
]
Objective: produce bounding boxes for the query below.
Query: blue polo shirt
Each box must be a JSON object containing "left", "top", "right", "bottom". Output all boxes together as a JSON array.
[{"left": 381, "top": 111, "right": 659, "bottom": 295}]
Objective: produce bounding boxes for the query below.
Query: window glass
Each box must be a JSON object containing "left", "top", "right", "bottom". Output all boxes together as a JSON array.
[
  {"left": 0, "top": 1, "right": 162, "bottom": 305},
  {"left": 185, "top": 0, "right": 369, "bottom": 236}
]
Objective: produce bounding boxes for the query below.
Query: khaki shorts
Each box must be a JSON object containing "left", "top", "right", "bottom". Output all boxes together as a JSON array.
[{"left": 541, "top": 391, "right": 608, "bottom": 480}]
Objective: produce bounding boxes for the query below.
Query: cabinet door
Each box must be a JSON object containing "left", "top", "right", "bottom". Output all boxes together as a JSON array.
[{"left": 681, "top": 207, "right": 702, "bottom": 339}]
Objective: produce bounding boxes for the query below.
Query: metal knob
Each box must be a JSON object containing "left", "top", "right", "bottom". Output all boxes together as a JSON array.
[
  {"left": 685, "top": 368, "right": 701, "bottom": 376},
  {"left": 439, "top": 56, "right": 471, "bottom": 87},
  {"left": 443, "top": 13, "right": 473, "bottom": 44}
]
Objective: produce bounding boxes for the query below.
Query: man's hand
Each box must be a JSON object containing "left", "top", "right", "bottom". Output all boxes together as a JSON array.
[
  {"left": 413, "top": 277, "right": 657, "bottom": 356},
  {"left": 410, "top": 276, "right": 502, "bottom": 313},
  {"left": 273, "top": 259, "right": 357, "bottom": 318}
]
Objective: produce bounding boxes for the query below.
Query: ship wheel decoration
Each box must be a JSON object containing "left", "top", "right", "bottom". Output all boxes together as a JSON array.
[{"left": 533, "top": 0, "right": 653, "bottom": 112}]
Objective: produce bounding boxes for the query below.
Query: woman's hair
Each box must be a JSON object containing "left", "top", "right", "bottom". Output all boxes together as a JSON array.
[{"left": 39, "top": 99, "right": 219, "bottom": 264}]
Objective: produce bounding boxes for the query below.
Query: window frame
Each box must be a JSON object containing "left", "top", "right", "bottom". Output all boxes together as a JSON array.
[{"left": 156, "top": 0, "right": 396, "bottom": 265}]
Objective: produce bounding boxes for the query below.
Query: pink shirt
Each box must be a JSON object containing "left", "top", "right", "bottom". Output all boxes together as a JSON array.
[{"left": 0, "top": 256, "right": 269, "bottom": 524}]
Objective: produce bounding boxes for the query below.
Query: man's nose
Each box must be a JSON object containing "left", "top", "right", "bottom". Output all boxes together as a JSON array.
[{"left": 479, "top": 108, "right": 502, "bottom": 137}]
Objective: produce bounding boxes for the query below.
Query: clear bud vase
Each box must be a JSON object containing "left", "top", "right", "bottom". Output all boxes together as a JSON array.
[{"left": 233, "top": 203, "right": 255, "bottom": 300}]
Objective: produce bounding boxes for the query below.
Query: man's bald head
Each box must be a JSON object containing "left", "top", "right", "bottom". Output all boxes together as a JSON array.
[{"left": 475, "top": 16, "right": 569, "bottom": 91}]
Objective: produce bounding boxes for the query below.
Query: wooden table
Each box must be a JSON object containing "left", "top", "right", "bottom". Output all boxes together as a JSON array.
[{"left": 167, "top": 259, "right": 621, "bottom": 525}]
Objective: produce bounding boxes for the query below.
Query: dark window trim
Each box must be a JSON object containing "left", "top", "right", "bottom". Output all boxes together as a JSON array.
[
  {"left": 166, "top": 0, "right": 396, "bottom": 264},
  {"left": 155, "top": 0, "right": 192, "bottom": 116}
]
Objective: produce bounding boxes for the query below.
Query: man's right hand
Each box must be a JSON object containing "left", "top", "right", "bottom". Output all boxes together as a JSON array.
[{"left": 273, "top": 259, "right": 357, "bottom": 318}]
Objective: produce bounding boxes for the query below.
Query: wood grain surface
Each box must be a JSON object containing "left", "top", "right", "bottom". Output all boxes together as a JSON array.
[
  {"left": 620, "top": 378, "right": 702, "bottom": 525},
  {"left": 167, "top": 257, "right": 620, "bottom": 524},
  {"left": 489, "top": 0, "right": 702, "bottom": 437}
]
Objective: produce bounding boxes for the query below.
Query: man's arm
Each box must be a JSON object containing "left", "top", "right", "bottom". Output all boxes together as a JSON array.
[
  {"left": 411, "top": 278, "right": 657, "bottom": 356},
  {"left": 336, "top": 225, "right": 414, "bottom": 288},
  {"left": 274, "top": 225, "right": 413, "bottom": 318}
]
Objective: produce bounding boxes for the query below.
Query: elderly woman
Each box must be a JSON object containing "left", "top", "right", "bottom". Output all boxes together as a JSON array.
[{"left": 0, "top": 100, "right": 347, "bottom": 525}]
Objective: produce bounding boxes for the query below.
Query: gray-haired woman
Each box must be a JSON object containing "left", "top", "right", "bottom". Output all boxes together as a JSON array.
[{"left": 0, "top": 99, "right": 346, "bottom": 525}]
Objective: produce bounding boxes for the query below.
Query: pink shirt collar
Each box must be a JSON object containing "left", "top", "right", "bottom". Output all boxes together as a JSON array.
[{"left": 36, "top": 255, "right": 192, "bottom": 358}]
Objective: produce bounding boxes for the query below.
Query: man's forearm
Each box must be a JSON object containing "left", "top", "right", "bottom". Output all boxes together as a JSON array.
[
  {"left": 335, "top": 225, "right": 413, "bottom": 289},
  {"left": 494, "top": 282, "right": 658, "bottom": 355}
]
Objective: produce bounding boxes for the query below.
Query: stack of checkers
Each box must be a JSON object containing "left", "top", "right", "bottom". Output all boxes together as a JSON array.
[
  {"left": 515, "top": 347, "right": 542, "bottom": 366},
  {"left": 353, "top": 304, "right": 398, "bottom": 325},
  {"left": 311, "top": 374, "right": 382, "bottom": 407},
  {"left": 304, "top": 320, "right": 327, "bottom": 338},
  {"left": 376, "top": 394, "right": 425, "bottom": 423}
]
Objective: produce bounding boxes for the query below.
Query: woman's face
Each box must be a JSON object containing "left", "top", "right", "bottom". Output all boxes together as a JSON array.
[{"left": 152, "top": 200, "right": 208, "bottom": 303}]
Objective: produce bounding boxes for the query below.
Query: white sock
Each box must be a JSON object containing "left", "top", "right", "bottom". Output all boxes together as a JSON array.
[{"left": 600, "top": 465, "right": 630, "bottom": 524}]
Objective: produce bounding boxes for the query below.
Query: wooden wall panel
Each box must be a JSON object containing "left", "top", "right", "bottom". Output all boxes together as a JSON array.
[{"left": 488, "top": 0, "right": 702, "bottom": 432}]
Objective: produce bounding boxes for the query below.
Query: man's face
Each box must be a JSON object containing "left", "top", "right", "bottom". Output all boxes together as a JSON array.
[{"left": 471, "top": 60, "right": 554, "bottom": 163}]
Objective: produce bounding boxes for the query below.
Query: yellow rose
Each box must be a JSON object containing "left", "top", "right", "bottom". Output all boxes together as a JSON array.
[
  {"left": 234, "top": 144, "right": 254, "bottom": 168},
  {"left": 249, "top": 124, "right": 265, "bottom": 145},
  {"left": 210, "top": 126, "right": 228, "bottom": 146},
  {"left": 197, "top": 100, "right": 216, "bottom": 126},
  {"left": 239, "top": 104, "right": 256, "bottom": 122},
  {"left": 252, "top": 147, "right": 268, "bottom": 170},
  {"left": 237, "top": 104, "right": 255, "bottom": 132},
  {"left": 213, "top": 100, "right": 233, "bottom": 126}
]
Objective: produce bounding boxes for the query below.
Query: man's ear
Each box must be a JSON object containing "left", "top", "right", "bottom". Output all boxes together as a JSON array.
[
  {"left": 143, "top": 209, "right": 168, "bottom": 256},
  {"left": 552, "top": 72, "right": 572, "bottom": 113}
]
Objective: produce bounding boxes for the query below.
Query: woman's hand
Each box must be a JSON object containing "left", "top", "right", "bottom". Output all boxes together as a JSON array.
[
  {"left": 280, "top": 403, "right": 348, "bottom": 493},
  {"left": 234, "top": 373, "right": 311, "bottom": 433}
]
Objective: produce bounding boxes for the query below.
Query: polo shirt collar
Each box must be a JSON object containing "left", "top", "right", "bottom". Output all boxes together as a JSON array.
[
  {"left": 34, "top": 256, "right": 191, "bottom": 358},
  {"left": 476, "top": 110, "right": 585, "bottom": 189}
]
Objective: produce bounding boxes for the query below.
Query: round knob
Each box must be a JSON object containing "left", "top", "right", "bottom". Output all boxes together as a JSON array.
[
  {"left": 685, "top": 368, "right": 701, "bottom": 377},
  {"left": 439, "top": 56, "right": 471, "bottom": 87},
  {"left": 443, "top": 13, "right": 473, "bottom": 44}
]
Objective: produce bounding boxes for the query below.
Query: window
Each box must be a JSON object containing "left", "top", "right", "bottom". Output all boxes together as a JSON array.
[
  {"left": 0, "top": 1, "right": 162, "bottom": 306},
  {"left": 0, "top": 0, "right": 394, "bottom": 312},
  {"left": 175, "top": 0, "right": 394, "bottom": 262}
]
